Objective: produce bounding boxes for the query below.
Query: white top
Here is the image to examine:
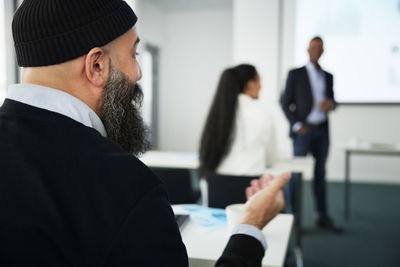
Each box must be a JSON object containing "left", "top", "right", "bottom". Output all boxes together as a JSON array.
[
  {"left": 217, "top": 94, "right": 275, "bottom": 176},
  {"left": 7, "top": 83, "right": 107, "bottom": 137}
]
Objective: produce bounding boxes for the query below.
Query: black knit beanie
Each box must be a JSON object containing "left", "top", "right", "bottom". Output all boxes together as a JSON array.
[{"left": 12, "top": 0, "right": 138, "bottom": 67}]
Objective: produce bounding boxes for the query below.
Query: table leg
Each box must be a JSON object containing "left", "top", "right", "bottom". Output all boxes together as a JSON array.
[
  {"left": 344, "top": 150, "right": 350, "bottom": 220},
  {"left": 294, "top": 172, "right": 303, "bottom": 248}
]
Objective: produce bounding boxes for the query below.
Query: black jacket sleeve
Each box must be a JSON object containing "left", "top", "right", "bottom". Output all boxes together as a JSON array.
[
  {"left": 325, "top": 72, "right": 338, "bottom": 109},
  {"left": 280, "top": 70, "right": 299, "bottom": 126},
  {"left": 215, "top": 234, "right": 265, "bottom": 267}
]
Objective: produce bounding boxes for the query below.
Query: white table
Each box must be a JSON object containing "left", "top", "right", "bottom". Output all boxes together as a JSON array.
[
  {"left": 140, "top": 151, "right": 199, "bottom": 169},
  {"left": 141, "top": 150, "right": 311, "bottom": 255},
  {"left": 343, "top": 143, "right": 400, "bottom": 219},
  {"left": 140, "top": 150, "right": 313, "bottom": 177},
  {"left": 177, "top": 212, "right": 294, "bottom": 267}
]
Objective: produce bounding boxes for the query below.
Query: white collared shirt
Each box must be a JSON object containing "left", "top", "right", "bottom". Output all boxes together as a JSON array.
[
  {"left": 7, "top": 83, "right": 107, "bottom": 137},
  {"left": 305, "top": 61, "right": 327, "bottom": 124},
  {"left": 292, "top": 62, "right": 327, "bottom": 132}
]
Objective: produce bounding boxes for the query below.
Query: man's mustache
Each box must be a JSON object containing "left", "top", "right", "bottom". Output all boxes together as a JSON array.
[{"left": 131, "top": 83, "right": 143, "bottom": 107}]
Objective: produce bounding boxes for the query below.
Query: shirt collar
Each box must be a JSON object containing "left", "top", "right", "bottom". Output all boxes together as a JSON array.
[
  {"left": 306, "top": 61, "right": 323, "bottom": 73},
  {"left": 7, "top": 83, "right": 107, "bottom": 137}
]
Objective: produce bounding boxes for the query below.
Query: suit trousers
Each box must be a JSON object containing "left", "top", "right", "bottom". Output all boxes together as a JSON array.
[{"left": 290, "top": 124, "right": 329, "bottom": 216}]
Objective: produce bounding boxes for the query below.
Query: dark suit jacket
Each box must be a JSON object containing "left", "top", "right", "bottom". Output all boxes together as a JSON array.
[
  {"left": 280, "top": 66, "right": 335, "bottom": 137},
  {"left": 0, "top": 99, "right": 264, "bottom": 267}
]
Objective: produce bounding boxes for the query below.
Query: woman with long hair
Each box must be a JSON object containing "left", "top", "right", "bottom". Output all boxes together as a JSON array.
[{"left": 199, "top": 64, "right": 275, "bottom": 178}]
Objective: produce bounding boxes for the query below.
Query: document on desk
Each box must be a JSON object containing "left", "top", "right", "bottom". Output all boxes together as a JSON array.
[{"left": 172, "top": 204, "right": 226, "bottom": 232}]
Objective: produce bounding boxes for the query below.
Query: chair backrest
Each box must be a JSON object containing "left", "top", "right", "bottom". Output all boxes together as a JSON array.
[
  {"left": 206, "top": 174, "right": 259, "bottom": 209},
  {"left": 151, "top": 167, "right": 200, "bottom": 204}
]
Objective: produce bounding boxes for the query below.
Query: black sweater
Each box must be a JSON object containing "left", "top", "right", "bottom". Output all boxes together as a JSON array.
[{"left": 0, "top": 99, "right": 264, "bottom": 267}]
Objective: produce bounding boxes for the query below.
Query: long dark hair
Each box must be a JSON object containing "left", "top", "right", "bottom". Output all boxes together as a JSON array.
[{"left": 199, "top": 64, "right": 258, "bottom": 176}]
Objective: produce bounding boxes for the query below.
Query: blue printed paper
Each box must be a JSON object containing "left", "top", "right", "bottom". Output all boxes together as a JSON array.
[{"left": 173, "top": 204, "right": 227, "bottom": 231}]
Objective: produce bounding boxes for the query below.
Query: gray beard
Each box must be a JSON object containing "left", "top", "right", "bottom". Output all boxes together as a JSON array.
[{"left": 101, "top": 65, "right": 150, "bottom": 156}]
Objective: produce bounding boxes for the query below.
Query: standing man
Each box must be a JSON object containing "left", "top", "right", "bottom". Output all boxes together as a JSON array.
[
  {"left": 0, "top": 0, "right": 290, "bottom": 266},
  {"left": 281, "top": 36, "right": 342, "bottom": 232}
]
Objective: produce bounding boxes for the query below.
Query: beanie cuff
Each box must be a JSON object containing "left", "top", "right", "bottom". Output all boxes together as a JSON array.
[{"left": 15, "top": 1, "right": 137, "bottom": 67}]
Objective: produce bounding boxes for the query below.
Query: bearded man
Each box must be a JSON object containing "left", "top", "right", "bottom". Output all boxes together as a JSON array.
[{"left": 0, "top": 0, "right": 289, "bottom": 266}]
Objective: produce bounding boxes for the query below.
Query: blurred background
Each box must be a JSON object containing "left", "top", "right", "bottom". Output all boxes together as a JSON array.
[{"left": 1, "top": 0, "right": 399, "bottom": 266}]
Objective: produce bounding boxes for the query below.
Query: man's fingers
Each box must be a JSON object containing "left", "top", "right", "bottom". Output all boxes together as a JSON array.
[
  {"left": 245, "top": 187, "right": 251, "bottom": 199},
  {"left": 267, "top": 172, "right": 291, "bottom": 194},
  {"left": 247, "top": 173, "right": 290, "bottom": 201},
  {"left": 260, "top": 174, "right": 273, "bottom": 188},
  {"left": 246, "top": 186, "right": 255, "bottom": 199},
  {"left": 250, "top": 179, "right": 261, "bottom": 190},
  {"left": 261, "top": 174, "right": 274, "bottom": 181},
  {"left": 275, "top": 191, "right": 285, "bottom": 208}
]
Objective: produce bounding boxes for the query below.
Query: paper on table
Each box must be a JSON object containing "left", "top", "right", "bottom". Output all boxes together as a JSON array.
[{"left": 172, "top": 204, "right": 226, "bottom": 232}]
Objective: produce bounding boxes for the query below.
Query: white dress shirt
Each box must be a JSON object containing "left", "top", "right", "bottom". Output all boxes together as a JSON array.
[
  {"left": 217, "top": 93, "right": 275, "bottom": 176},
  {"left": 293, "top": 62, "right": 327, "bottom": 132},
  {"left": 7, "top": 83, "right": 106, "bottom": 137}
]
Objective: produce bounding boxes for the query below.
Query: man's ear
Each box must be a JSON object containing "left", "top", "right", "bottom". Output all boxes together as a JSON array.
[{"left": 85, "top": 47, "right": 109, "bottom": 88}]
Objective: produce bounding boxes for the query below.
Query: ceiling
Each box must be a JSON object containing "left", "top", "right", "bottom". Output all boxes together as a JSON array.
[{"left": 144, "top": 0, "right": 232, "bottom": 11}]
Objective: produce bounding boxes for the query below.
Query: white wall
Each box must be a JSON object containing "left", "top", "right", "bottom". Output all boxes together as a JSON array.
[
  {"left": 232, "top": 0, "right": 292, "bottom": 159},
  {"left": 233, "top": 0, "right": 279, "bottom": 103},
  {"left": 135, "top": 1, "right": 165, "bottom": 49},
  {"left": 136, "top": 2, "right": 233, "bottom": 151},
  {"left": 1, "top": 1, "right": 18, "bottom": 104},
  {"left": 329, "top": 106, "right": 400, "bottom": 184},
  {"left": 159, "top": 8, "right": 233, "bottom": 151}
]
